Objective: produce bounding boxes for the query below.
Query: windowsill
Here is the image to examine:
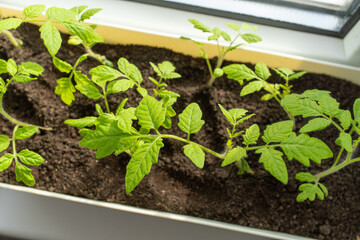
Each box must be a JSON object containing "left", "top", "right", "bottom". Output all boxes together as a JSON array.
[{"left": 0, "top": 0, "right": 359, "bottom": 71}]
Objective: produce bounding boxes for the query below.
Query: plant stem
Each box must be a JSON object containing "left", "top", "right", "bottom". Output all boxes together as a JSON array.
[
  {"left": 1, "top": 30, "right": 22, "bottom": 48},
  {"left": 12, "top": 125, "right": 19, "bottom": 164},
  {"left": 102, "top": 87, "right": 111, "bottom": 113},
  {"left": 84, "top": 45, "right": 112, "bottom": 67},
  {"left": 207, "top": 55, "right": 224, "bottom": 87},
  {"left": 157, "top": 133, "right": 225, "bottom": 159}
]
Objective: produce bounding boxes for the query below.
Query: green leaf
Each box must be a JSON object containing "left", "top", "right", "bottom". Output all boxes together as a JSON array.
[
  {"left": 222, "top": 147, "right": 247, "bottom": 167},
  {"left": 243, "top": 124, "right": 260, "bottom": 145},
  {"left": 218, "top": 104, "right": 233, "bottom": 125},
  {"left": 335, "top": 132, "right": 353, "bottom": 153},
  {"left": 242, "top": 23, "right": 258, "bottom": 31},
  {"left": 0, "top": 18, "right": 22, "bottom": 31},
  {"left": 63, "top": 20, "right": 103, "bottom": 44},
  {"left": 280, "top": 133, "right": 333, "bottom": 166},
  {"left": 75, "top": 84, "right": 102, "bottom": 99},
  {"left": 178, "top": 103, "right": 205, "bottom": 135},
  {"left": 0, "top": 154, "right": 13, "bottom": 171},
  {"left": 300, "top": 89, "right": 331, "bottom": 101},
  {"left": 336, "top": 110, "right": 352, "bottom": 130},
  {"left": 296, "top": 172, "right": 315, "bottom": 182},
  {"left": 65, "top": 116, "right": 97, "bottom": 128},
  {"left": 297, "top": 183, "right": 324, "bottom": 202},
  {"left": 288, "top": 71, "right": 306, "bottom": 80},
  {"left": 117, "top": 110, "right": 136, "bottom": 133},
  {"left": 319, "top": 183, "right": 328, "bottom": 197},
  {"left": 7, "top": 59, "right": 17, "bottom": 76},
  {"left": 299, "top": 118, "right": 331, "bottom": 133},
  {"left": 255, "top": 62, "right": 271, "bottom": 80},
  {"left": 136, "top": 95, "right": 166, "bottom": 131},
  {"left": 229, "top": 109, "right": 248, "bottom": 122},
  {"left": 23, "top": 4, "right": 45, "bottom": 18},
  {"left": 318, "top": 96, "right": 339, "bottom": 117},
  {"left": 17, "top": 150, "right": 44, "bottom": 166},
  {"left": 0, "top": 60, "right": 7, "bottom": 74},
  {"left": 0, "top": 135, "right": 10, "bottom": 152},
  {"left": 188, "top": 19, "right": 212, "bottom": 33},
  {"left": 74, "top": 71, "right": 92, "bottom": 85},
  {"left": 15, "top": 164, "right": 35, "bottom": 186},
  {"left": 261, "top": 93, "right": 273, "bottom": 101},
  {"left": 70, "top": 6, "right": 88, "bottom": 15},
  {"left": 137, "top": 87, "right": 148, "bottom": 97},
  {"left": 80, "top": 8, "right": 102, "bottom": 21},
  {"left": 46, "top": 7, "right": 76, "bottom": 21},
  {"left": 15, "top": 126, "right": 38, "bottom": 140},
  {"left": 125, "top": 138, "right": 163, "bottom": 194},
  {"left": 223, "top": 64, "right": 257, "bottom": 83},
  {"left": 241, "top": 33, "right": 262, "bottom": 43},
  {"left": 256, "top": 147, "right": 287, "bottom": 184},
  {"left": 53, "top": 57, "right": 73, "bottom": 73},
  {"left": 353, "top": 98, "right": 360, "bottom": 125},
  {"left": 40, "top": 22, "right": 62, "bottom": 56},
  {"left": 221, "top": 31, "right": 231, "bottom": 41},
  {"left": 13, "top": 75, "right": 37, "bottom": 83},
  {"left": 283, "top": 99, "right": 322, "bottom": 118},
  {"left": 183, "top": 144, "right": 205, "bottom": 168},
  {"left": 107, "top": 80, "right": 133, "bottom": 94},
  {"left": 89, "top": 65, "right": 121, "bottom": 86},
  {"left": 262, "top": 120, "right": 293, "bottom": 143},
  {"left": 272, "top": 68, "right": 287, "bottom": 80},
  {"left": 79, "top": 119, "right": 139, "bottom": 158},
  {"left": 55, "top": 77, "right": 75, "bottom": 105},
  {"left": 18, "top": 62, "right": 44, "bottom": 76},
  {"left": 226, "top": 23, "right": 240, "bottom": 31},
  {"left": 240, "top": 81, "right": 264, "bottom": 96},
  {"left": 277, "top": 68, "right": 294, "bottom": 77}
]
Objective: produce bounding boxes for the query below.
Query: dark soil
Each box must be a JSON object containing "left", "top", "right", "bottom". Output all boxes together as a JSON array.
[{"left": 1, "top": 23, "right": 359, "bottom": 240}]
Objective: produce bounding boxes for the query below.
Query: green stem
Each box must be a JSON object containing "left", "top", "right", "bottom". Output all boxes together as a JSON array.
[
  {"left": 84, "top": 45, "right": 112, "bottom": 66},
  {"left": 154, "top": 76, "right": 163, "bottom": 96},
  {"left": 331, "top": 147, "right": 344, "bottom": 168},
  {"left": 245, "top": 144, "right": 281, "bottom": 151},
  {"left": 156, "top": 133, "right": 225, "bottom": 159},
  {"left": 314, "top": 157, "right": 359, "bottom": 182},
  {"left": 102, "top": 87, "right": 111, "bottom": 113},
  {"left": 0, "top": 79, "right": 51, "bottom": 130},
  {"left": 207, "top": 54, "right": 224, "bottom": 87},
  {"left": 1, "top": 30, "right": 22, "bottom": 48},
  {"left": 12, "top": 125, "right": 19, "bottom": 163}
]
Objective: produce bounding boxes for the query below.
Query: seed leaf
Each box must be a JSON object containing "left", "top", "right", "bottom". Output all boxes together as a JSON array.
[
  {"left": 125, "top": 138, "right": 163, "bottom": 194},
  {"left": 80, "top": 8, "right": 102, "bottom": 21},
  {"left": 188, "top": 19, "right": 212, "bottom": 33},
  {"left": 256, "top": 147, "right": 287, "bottom": 184},
  {"left": 0, "top": 154, "right": 13, "bottom": 171},
  {"left": 15, "top": 126, "right": 38, "bottom": 140},
  {"left": 262, "top": 120, "right": 293, "bottom": 143},
  {"left": 55, "top": 77, "right": 75, "bottom": 105},
  {"left": 178, "top": 103, "right": 205, "bottom": 135},
  {"left": 299, "top": 118, "right": 331, "bottom": 133},
  {"left": 222, "top": 147, "right": 247, "bottom": 167},
  {"left": 280, "top": 133, "right": 333, "bottom": 166},
  {"left": 241, "top": 33, "right": 262, "bottom": 43},
  {"left": 354, "top": 98, "right": 360, "bottom": 125},
  {"left": 15, "top": 164, "right": 35, "bottom": 186},
  {"left": 223, "top": 64, "right": 257, "bottom": 83},
  {"left": 53, "top": 57, "right": 73, "bottom": 73},
  {"left": 296, "top": 172, "right": 315, "bottom": 182},
  {"left": 335, "top": 132, "right": 353, "bottom": 153},
  {"left": 76, "top": 84, "right": 102, "bottom": 99},
  {"left": 18, "top": 150, "right": 44, "bottom": 166},
  {"left": 65, "top": 116, "right": 97, "bottom": 128},
  {"left": 243, "top": 124, "right": 260, "bottom": 145},
  {"left": 297, "top": 183, "right": 325, "bottom": 202},
  {"left": 0, "top": 135, "right": 10, "bottom": 152},
  {"left": 18, "top": 62, "right": 44, "bottom": 76},
  {"left": 183, "top": 144, "right": 205, "bottom": 168},
  {"left": 255, "top": 62, "right": 270, "bottom": 80},
  {"left": 0, "top": 18, "right": 22, "bottom": 31},
  {"left": 240, "top": 81, "right": 264, "bottom": 96},
  {"left": 40, "top": 22, "right": 62, "bottom": 56},
  {"left": 23, "top": 4, "right": 46, "bottom": 18},
  {"left": 136, "top": 96, "right": 166, "bottom": 131},
  {"left": 63, "top": 20, "right": 103, "bottom": 44},
  {"left": 79, "top": 119, "right": 139, "bottom": 158}
]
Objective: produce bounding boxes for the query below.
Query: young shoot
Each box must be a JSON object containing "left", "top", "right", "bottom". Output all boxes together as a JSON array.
[
  {"left": 0, "top": 4, "right": 110, "bottom": 105},
  {"left": 181, "top": 19, "right": 261, "bottom": 87},
  {"left": 223, "top": 62, "right": 306, "bottom": 119},
  {"left": 0, "top": 58, "right": 50, "bottom": 186},
  {"left": 281, "top": 90, "right": 360, "bottom": 202}
]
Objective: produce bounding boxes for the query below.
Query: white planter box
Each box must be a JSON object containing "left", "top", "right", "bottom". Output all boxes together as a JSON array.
[{"left": 0, "top": 2, "right": 358, "bottom": 240}]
